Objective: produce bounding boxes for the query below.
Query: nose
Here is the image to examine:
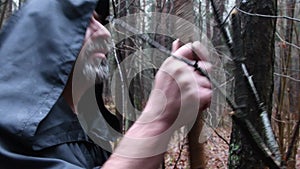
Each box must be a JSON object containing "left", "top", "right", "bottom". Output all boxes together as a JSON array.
[{"left": 84, "top": 15, "right": 111, "bottom": 41}]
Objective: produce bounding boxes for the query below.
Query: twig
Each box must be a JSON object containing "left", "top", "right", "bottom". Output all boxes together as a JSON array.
[
  {"left": 235, "top": 6, "right": 300, "bottom": 23},
  {"left": 211, "top": 126, "right": 230, "bottom": 145},
  {"left": 285, "top": 119, "right": 300, "bottom": 162},
  {"left": 173, "top": 137, "right": 188, "bottom": 169},
  {"left": 115, "top": 0, "right": 136, "bottom": 17},
  {"left": 111, "top": 0, "right": 117, "bottom": 17},
  {"left": 200, "top": 115, "right": 230, "bottom": 145},
  {"left": 210, "top": 0, "right": 233, "bottom": 54},
  {"left": 276, "top": 32, "right": 300, "bottom": 50},
  {"left": 221, "top": 5, "right": 237, "bottom": 27},
  {"left": 274, "top": 73, "right": 300, "bottom": 82}
]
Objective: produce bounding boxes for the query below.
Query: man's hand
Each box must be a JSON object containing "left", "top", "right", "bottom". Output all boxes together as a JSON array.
[
  {"left": 142, "top": 40, "right": 212, "bottom": 128},
  {"left": 102, "top": 40, "right": 212, "bottom": 169}
]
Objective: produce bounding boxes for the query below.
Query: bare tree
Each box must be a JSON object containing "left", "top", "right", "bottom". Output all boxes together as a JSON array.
[{"left": 228, "top": 0, "right": 277, "bottom": 168}]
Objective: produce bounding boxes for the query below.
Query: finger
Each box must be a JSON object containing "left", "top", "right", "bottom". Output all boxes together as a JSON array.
[
  {"left": 173, "top": 43, "right": 194, "bottom": 60},
  {"left": 198, "top": 88, "right": 212, "bottom": 110},
  {"left": 192, "top": 61, "right": 212, "bottom": 76},
  {"left": 172, "top": 39, "right": 181, "bottom": 53},
  {"left": 173, "top": 41, "right": 210, "bottom": 62},
  {"left": 197, "top": 76, "right": 212, "bottom": 89},
  {"left": 192, "top": 41, "right": 209, "bottom": 62}
]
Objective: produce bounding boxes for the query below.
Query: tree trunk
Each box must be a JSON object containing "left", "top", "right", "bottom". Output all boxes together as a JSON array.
[
  {"left": 283, "top": 1, "right": 297, "bottom": 168},
  {"left": 228, "top": 0, "right": 277, "bottom": 168},
  {"left": 205, "top": 0, "right": 211, "bottom": 39},
  {"left": 172, "top": 0, "right": 207, "bottom": 168},
  {"left": 211, "top": 0, "right": 224, "bottom": 50}
]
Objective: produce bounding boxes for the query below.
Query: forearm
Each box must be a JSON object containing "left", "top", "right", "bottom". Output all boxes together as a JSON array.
[
  {"left": 102, "top": 101, "right": 176, "bottom": 169},
  {"left": 102, "top": 122, "right": 172, "bottom": 169},
  {"left": 102, "top": 153, "right": 164, "bottom": 169}
]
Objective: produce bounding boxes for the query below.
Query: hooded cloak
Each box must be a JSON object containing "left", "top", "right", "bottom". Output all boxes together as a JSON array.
[
  {"left": 0, "top": 0, "right": 97, "bottom": 139},
  {"left": 0, "top": 0, "right": 121, "bottom": 165},
  {"left": 0, "top": 1, "right": 123, "bottom": 167}
]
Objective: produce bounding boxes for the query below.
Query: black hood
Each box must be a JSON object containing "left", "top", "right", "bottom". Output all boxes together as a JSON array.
[{"left": 0, "top": 0, "right": 98, "bottom": 139}]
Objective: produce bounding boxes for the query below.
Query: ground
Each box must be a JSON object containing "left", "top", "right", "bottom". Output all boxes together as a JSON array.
[
  {"left": 205, "top": 127, "right": 230, "bottom": 169},
  {"left": 164, "top": 126, "right": 300, "bottom": 169},
  {"left": 164, "top": 126, "right": 230, "bottom": 169}
]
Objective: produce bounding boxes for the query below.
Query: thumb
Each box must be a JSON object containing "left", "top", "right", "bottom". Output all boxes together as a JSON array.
[{"left": 171, "top": 39, "right": 181, "bottom": 53}]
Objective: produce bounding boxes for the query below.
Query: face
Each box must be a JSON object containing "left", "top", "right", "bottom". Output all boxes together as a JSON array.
[{"left": 79, "top": 12, "right": 111, "bottom": 83}]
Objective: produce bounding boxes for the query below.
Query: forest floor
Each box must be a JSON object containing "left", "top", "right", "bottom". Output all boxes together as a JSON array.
[
  {"left": 164, "top": 126, "right": 231, "bottom": 169},
  {"left": 164, "top": 125, "right": 300, "bottom": 169},
  {"left": 205, "top": 127, "right": 231, "bottom": 169}
]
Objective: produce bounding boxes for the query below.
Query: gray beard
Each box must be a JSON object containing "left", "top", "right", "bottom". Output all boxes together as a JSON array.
[
  {"left": 82, "top": 57, "right": 109, "bottom": 84},
  {"left": 81, "top": 37, "right": 111, "bottom": 84}
]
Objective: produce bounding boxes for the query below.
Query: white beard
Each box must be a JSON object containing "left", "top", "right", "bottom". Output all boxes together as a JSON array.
[
  {"left": 81, "top": 37, "right": 111, "bottom": 84},
  {"left": 82, "top": 57, "right": 109, "bottom": 84}
]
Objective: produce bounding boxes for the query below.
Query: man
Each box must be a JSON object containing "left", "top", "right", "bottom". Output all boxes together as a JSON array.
[{"left": 0, "top": 0, "right": 211, "bottom": 168}]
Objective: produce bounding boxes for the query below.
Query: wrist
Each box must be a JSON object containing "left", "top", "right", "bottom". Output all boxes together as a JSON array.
[{"left": 112, "top": 107, "right": 176, "bottom": 158}]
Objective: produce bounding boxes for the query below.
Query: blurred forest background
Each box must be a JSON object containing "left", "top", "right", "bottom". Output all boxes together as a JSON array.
[{"left": 1, "top": 0, "right": 299, "bottom": 168}]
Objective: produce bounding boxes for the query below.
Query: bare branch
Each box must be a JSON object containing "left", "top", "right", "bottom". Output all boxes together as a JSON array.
[
  {"left": 274, "top": 73, "right": 300, "bottom": 82},
  {"left": 275, "top": 32, "right": 300, "bottom": 50},
  {"left": 235, "top": 6, "right": 300, "bottom": 23}
]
